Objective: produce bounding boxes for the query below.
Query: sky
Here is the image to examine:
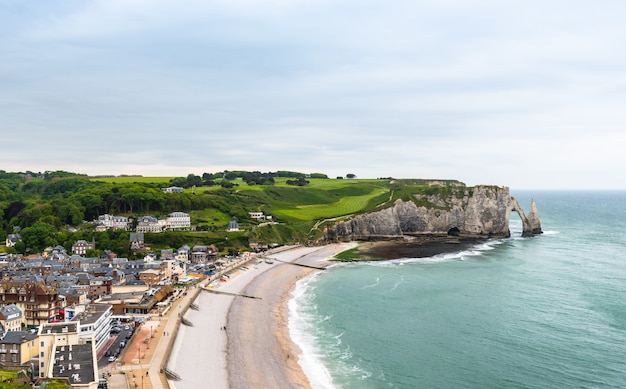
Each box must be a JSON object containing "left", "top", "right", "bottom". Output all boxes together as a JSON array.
[{"left": 1, "top": 1, "right": 625, "bottom": 190}]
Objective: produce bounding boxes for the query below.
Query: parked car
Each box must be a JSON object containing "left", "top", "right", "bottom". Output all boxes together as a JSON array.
[{"left": 108, "top": 356, "right": 116, "bottom": 362}]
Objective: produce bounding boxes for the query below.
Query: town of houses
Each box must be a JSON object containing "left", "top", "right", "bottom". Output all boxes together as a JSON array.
[{"left": 0, "top": 210, "right": 269, "bottom": 388}]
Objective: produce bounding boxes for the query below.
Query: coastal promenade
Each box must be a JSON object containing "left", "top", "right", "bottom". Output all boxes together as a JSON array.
[{"left": 103, "top": 246, "right": 300, "bottom": 389}]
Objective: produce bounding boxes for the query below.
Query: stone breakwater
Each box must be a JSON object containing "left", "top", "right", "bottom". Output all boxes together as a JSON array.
[{"left": 327, "top": 186, "right": 542, "bottom": 241}]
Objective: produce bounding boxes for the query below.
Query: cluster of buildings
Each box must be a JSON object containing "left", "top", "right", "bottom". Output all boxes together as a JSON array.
[
  {"left": 94, "top": 211, "right": 192, "bottom": 233},
  {"left": 0, "top": 239, "right": 223, "bottom": 387},
  {"left": 0, "top": 209, "right": 274, "bottom": 386}
]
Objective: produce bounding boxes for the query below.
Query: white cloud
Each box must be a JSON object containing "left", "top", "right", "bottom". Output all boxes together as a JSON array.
[{"left": 2, "top": 1, "right": 626, "bottom": 188}]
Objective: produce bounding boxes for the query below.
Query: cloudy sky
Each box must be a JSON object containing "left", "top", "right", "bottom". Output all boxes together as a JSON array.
[{"left": 1, "top": 1, "right": 625, "bottom": 189}]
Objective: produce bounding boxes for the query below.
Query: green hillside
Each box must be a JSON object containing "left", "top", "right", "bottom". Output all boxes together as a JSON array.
[{"left": 0, "top": 170, "right": 464, "bottom": 257}]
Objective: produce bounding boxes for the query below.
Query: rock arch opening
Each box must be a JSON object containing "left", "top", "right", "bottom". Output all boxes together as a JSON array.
[
  {"left": 447, "top": 227, "right": 460, "bottom": 236},
  {"left": 508, "top": 210, "right": 523, "bottom": 237}
]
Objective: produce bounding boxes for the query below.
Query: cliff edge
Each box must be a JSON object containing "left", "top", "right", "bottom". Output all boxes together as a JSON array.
[{"left": 327, "top": 186, "right": 542, "bottom": 241}]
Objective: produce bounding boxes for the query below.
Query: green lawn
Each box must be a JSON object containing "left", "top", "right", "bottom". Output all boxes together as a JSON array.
[
  {"left": 273, "top": 186, "right": 390, "bottom": 220},
  {"left": 89, "top": 176, "right": 175, "bottom": 184}
]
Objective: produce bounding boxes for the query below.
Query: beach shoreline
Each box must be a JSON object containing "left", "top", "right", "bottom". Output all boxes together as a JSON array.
[
  {"left": 170, "top": 240, "right": 467, "bottom": 388},
  {"left": 169, "top": 244, "right": 349, "bottom": 389}
]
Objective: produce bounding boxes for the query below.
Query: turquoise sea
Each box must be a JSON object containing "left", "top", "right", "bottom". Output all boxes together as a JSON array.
[{"left": 289, "top": 191, "right": 626, "bottom": 388}]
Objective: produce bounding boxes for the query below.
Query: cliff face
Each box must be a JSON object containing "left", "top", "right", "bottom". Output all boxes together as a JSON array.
[{"left": 328, "top": 186, "right": 542, "bottom": 241}]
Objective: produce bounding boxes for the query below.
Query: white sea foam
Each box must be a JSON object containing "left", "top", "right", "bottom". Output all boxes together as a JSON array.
[
  {"left": 360, "top": 277, "right": 380, "bottom": 289},
  {"left": 390, "top": 276, "right": 405, "bottom": 291},
  {"left": 289, "top": 273, "right": 337, "bottom": 389}
]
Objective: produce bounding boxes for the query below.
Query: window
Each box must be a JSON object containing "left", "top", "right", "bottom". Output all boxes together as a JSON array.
[
  {"left": 40, "top": 341, "right": 44, "bottom": 347},
  {"left": 40, "top": 352, "right": 44, "bottom": 358},
  {"left": 11, "top": 354, "right": 16, "bottom": 363},
  {"left": 0, "top": 355, "right": 5, "bottom": 362}
]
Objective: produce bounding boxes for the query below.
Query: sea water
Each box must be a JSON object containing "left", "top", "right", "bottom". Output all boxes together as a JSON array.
[{"left": 289, "top": 191, "right": 626, "bottom": 388}]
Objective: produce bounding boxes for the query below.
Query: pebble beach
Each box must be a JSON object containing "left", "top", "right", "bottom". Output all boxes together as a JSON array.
[{"left": 168, "top": 244, "right": 353, "bottom": 389}]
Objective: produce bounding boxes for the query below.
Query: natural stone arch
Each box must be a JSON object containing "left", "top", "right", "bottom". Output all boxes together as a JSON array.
[{"left": 509, "top": 197, "right": 542, "bottom": 237}]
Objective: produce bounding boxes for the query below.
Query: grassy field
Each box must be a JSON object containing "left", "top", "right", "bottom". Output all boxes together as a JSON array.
[
  {"left": 89, "top": 176, "right": 175, "bottom": 184},
  {"left": 0, "top": 369, "right": 18, "bottom": 381},
  {"left": 273, "top": 186, "right": 390, "bottom": 220}
]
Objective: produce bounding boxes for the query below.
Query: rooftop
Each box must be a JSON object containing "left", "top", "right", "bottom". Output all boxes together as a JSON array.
[
  {"left": 52, "top": 343, "right": 95, "bottom": 385},
  {"left": 0, "top": 331, "right": 37, "bottom": 344},
  {"left": 40, "top": 322, "right": 78, "bottom": 335}
]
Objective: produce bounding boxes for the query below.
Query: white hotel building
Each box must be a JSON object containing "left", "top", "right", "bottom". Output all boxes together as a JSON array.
[{"left": 166, "top": 212, "right": 191, "bottom": 229}]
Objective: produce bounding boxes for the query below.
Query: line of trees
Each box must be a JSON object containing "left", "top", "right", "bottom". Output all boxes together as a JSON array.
[{"left": 169, "top": 170, "right": 329, "bottom": 188}]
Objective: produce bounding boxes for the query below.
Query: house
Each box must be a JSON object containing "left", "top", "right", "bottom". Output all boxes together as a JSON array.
[
  {"left": 161, "top": 259, "right": 186, "bottom": 283},
  {"left": 190, "top": 245, "right": 219, "bottom": 264},
  {"left": 166, "top": 212, "right": 191, "bottom": 229},
  {"left": 249, "top": 212, "right": 265, "bottom": 221},
  {"left": 71, "top": 239, "right": 95, "bottom": 256},
  {"left": 96, "top": 214, "right": 129, "bottom": 230},
  {"left": 176, "top": 246, "right": 190, "bottom": 262},
  {"left": 88, "top": 277, "right": 112, "bottom": 300},
  {"left": 56, "top": 288, "right": 87, "bottom": 306},
  {"left": 129, "top": 233, "right": 145, "bottom": 251},
  {"left": 5, "top": 234, "right": 21, "bottom": 248},
  {"left": 0, "top": 304, "right": 25, "bottom": 332},
  {"left": 161, "top": 186, "right": 183, "bottom": 193},
  {"left": 0, "top": 331, "right": 38, "bottom": 370},
  {"left": 104, "top": 268, "right": 126, "bottom": 285},
  {"left": 226, "top": 220, "right": 240, "bottom": 232},
  {"left": 136, "top": 216, "right": 163, "bottom": 233},
  {"left": 0, "top": 281, "right": 62, "bottom": 326},
  {"left": 138, "top": 269, "right": 164, "bottom": 286}
]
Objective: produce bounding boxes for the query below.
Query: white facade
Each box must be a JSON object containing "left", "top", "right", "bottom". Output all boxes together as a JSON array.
[
  {"left": 249, "top": 212, "right": 265, "bottom": 221},
  {"left": 97, "top": 214, "right": 129, "bottom": 230},
  {"left": 166, "top": 212, "right": 191, "bottom": 229},
  {"left": 136, "top": 216, "right": 163, "bottom": 233}
]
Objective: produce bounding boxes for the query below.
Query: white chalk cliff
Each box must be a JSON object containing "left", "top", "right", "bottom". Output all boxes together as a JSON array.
[{"left": 328, "top": 186, "right": 542, "bottom": 240}]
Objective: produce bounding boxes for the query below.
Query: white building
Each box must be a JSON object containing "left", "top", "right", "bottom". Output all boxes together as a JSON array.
[
  {"left": 136, "top": 216, "right": 163, "bottom": 233},
  {"left": 68, "top": 304, "right": 113, "bottom": 353},
  {"left": 249, "top": 212, "right": 265, "bottom": 221},
  {"left": 166, "top": 212, "right": 191, "bottom": 229},
  {"left": 38, "top": 321, "right": 99, "bottom": 388},
  {"left": 97, "top": 214, "right": 130, "bottom": 230}
]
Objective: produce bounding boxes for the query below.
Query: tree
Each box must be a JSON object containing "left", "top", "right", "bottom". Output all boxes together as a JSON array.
[{"left": 20, "top": 222, "right": 58, "bottom": 253}]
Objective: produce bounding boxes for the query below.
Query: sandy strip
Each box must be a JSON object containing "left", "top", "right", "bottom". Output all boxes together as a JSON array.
[{"left": 169, "top": 244, "right": 353, "bottom": 389}]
